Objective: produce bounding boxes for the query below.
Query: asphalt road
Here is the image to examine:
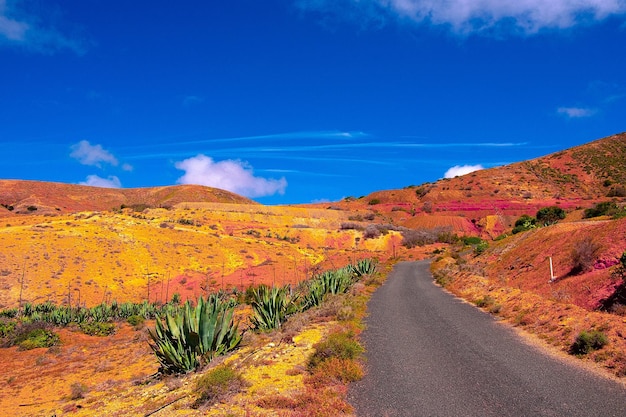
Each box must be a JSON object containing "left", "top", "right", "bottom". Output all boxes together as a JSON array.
[{"left": 348, "top": 261, "right": 626, "bottom": 417}]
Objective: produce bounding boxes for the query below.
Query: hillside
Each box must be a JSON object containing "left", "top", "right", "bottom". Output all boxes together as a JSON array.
[
  {"left": 0, "top": 180, "right": 256, "bottom": 216},
  {"left": 311, "top": 132, "right": 626, "bottom": 237}
]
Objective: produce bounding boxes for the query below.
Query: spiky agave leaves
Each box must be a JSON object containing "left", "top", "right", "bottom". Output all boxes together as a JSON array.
[
  {"left": 351, "top": 258, "right": 378, "bottom": 278},
  {"left": 148, "top": 295, "right": 243, "bottom": 374},
  {"left": 249, "top": 285, "right": 299, "bottom": 331},
  {"left": 301, "top": 279, "right": 326, "bottom": 311}
]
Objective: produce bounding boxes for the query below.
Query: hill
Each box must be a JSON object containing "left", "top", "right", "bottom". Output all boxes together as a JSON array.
[
  {"left": 310, "top": 132, "right": 626, "bottom": 237},
  {"left": 0, "top": 180, "right": 257, "bottom": 216}
]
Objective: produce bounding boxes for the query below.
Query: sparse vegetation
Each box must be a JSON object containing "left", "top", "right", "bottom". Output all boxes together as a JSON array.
[
  {"left": 583, "top": 201, "right": 622, "bottom": 219},
  {"left": 79, "top": 321, "right": 116, "bottom": 336},
  {"left": 192, "top": 365, "right": 247, "bottom": 408},
  {"left": 11, "top": 323, "right": 60, "bottom": 350},
  {"left": 308, "top": 329, "right": 364, "bottom": 371}
]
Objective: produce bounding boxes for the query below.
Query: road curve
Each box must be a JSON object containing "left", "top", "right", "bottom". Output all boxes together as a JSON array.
[{"left": 348, "top": 261, "right": 626, "bottom": 417}]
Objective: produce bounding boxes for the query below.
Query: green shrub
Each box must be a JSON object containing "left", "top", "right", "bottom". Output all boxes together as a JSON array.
[
  {"left": 536, "top": 206, "right": 566, "bottom": 226},
  {"left": 462, "top": 236, "right": 483, "bottom": 245},
  {"left": 308, "top": 331, "right": 363, "bottom": 370},
  {"left": 79, "top": 322, "right": 116, "bottom": 336},
  {"left": 127, "top": 315, "right": 145, "bottom": 328},
  {"left": 368, "top": 199, "right": 380, "bottom": 205},
  {"left": 474, "top": 241, "right": 489, "bottom": 255},
  {"left": 15, "top": 326, "right": 60, "bottom": 350},
  {"left": 0, "top": 318, "right": 16, "bottom": 338},
  {"left": 512, "top": 215, "right": 536, "bottom": 234},
  {"left": 570, "top": 330, "right": 608, "bottom": 355},
  {"left": 474, "top": 295, "right": 495, "bottom": 308},
  {"left": 584, "top": 201, "right": 620, "bottom": 218},
  {"left": 193, "top": 365, "right": 246, "bottom": 408}
]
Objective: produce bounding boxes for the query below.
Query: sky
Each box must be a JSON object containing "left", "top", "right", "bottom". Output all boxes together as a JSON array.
[{"left": 1, "top": 0, "right": 625, "bottom": 204}]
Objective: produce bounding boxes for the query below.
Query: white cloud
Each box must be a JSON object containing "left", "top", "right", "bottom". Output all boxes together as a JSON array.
[
  {"left": 296, "top": 0, "right": 626, "bottom": 34},
  {"left": 557, "top": 106, "right": 596, "bottom": 118},
  {"left": 0, "top": 0, "right": 87, "bottom": 53},
  {"left": 80, "top": 175, "right": 122, "bottom": 188},
  {"left": 70, "top": 140, "right": 119, "bottom": 167},
  {"left": 444, "top": 164, "right": 484, "bottom": 178},
  {"left": 175, "top": 154, "right": 287, "bottom": 198},
  {"left": 0, "top": 0, "right": 27, "bottom": 41}
]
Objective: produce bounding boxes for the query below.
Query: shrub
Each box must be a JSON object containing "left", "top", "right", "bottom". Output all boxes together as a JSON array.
[
  {"left": 536, "top": 206, "right": 566, "bottom": 226},
  {"left": 192, "top": 365, "right": 246, "bottom": 408},
  {"left": 340, "top": 222, "right": 364, "bottom": 231},
  {"left": 607, "top": 185, "right": 626, "bottom": 197},
  {"left": 571, "top": 238, "right": 601, "bottom": 275},
  {"left": 584, "top": 201, "right": 620, "bottom": 218},
  {"left": 308, "top": 357, "right": 364, "bottom": 385},
  {"left": 474, "top": 241, "right": 489, "bottom": 255},
  {"left": 363, "top": 224, "right": 382, "bottom": 239},
  {"left": 462, "top": 236, "right": 483, "bottom": 245},
  {"left": 0, "top": 318, "right": 16, "bottom": 339},
  {"left": 79, "top": 322, "right": 116, "bottom": 336},
  {"left": 127, "top": 315, "right": 145, "bottom": 328},
  {"left": 613, "top": 251, "right": 626, "bottom": 280},
  {"left": 401, "top": 229, "right": 438, "bottom": 248},
  {"left": 14, "top": 325, "right": 60, "bottom": 350},
  {"left": 308, "top": 330, "right": 363, "bottom": 370},
  {"left": 512, "top": 215, "right": 536, "bottom": 234},
  {"left": 570, "top": 330, "right": 608, "bottom": 355},
  {"left": 368, "top": 199, "right": 380, "bottom": 205},
  {"left": 474, "top": 295, "right": 495, "bottom": 308},
  {"left": 69, "top": 382, "right": 88, "bottom": 400}
]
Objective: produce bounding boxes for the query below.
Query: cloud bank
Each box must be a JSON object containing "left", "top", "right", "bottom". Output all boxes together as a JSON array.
[
  {"left": 175, "top": 154, "right": 287, "bottom": 198},
  {"left": 296, "top": 0, "right": 626, "bottom": 34},
  {"left": 444, "top": 164, "right": 484, "bottom": 178},
  {"left": 80, "top": 175, "right": 122, "bottom": 188}
]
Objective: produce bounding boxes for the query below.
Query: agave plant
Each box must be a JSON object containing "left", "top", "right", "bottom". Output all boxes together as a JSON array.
[
  {"left": 301, "top": 279, "right": 327, "bottom": 311},
  {"left": 319, "top": 268, "right": 354, "bottom": 295},
  {"left": 249, "top": 285, "right": 298, "bottom": 331},
  {"left": 351, "top": 258, "right": 378, "bottom": 278},
  {"left": 148, "top": 295, "right": 242, "bottom": 374}
]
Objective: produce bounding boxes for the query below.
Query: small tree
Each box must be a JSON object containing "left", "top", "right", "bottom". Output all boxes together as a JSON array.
[{"left": 536, "top": 206, "right": 566, "bottom": 226}]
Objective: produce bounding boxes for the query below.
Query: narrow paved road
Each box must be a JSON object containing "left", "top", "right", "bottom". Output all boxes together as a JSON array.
[{"left": 348, "top": 261, "right": 626, "bottom": 417}]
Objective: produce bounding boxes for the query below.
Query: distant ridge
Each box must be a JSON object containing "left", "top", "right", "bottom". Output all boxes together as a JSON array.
[{"left": 0, "top": 180, "right": 257, "bottom": 215}]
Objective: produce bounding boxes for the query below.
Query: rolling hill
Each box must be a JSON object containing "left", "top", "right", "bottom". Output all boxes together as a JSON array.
[{"left": 0, "top": 181, "right": 257, "bottom": 216}]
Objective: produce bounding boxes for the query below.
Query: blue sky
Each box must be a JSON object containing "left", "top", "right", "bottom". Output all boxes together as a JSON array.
[{"left": 1, "top": 1, "right": 625, "bottom": 204}]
